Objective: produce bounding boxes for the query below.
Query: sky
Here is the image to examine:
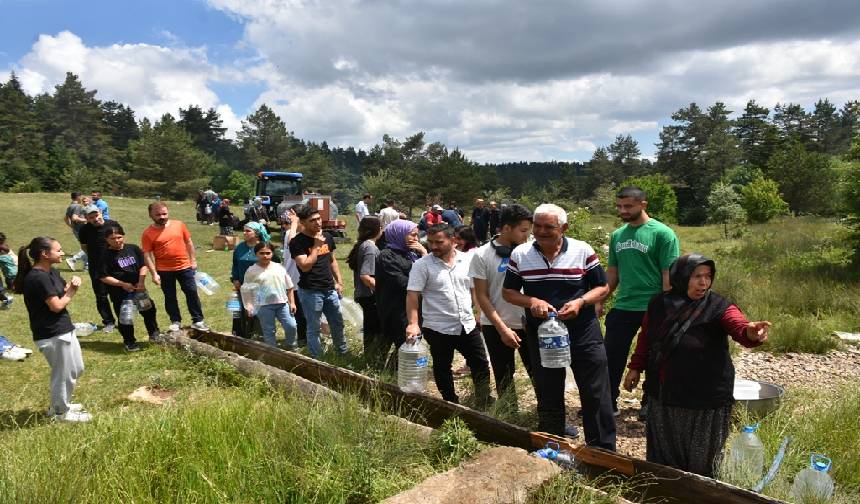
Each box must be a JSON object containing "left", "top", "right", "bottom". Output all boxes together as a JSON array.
[{"left": 3, "top": 0, "right": 860, "bottom": 163}]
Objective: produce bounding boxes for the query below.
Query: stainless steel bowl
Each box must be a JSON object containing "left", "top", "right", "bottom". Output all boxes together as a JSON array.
[{"left": 733, "top": 379, "right": 785, "bottom": 417}]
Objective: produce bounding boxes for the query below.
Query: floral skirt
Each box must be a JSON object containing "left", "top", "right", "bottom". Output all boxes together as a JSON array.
[{"left": 645, "top": 395, "right": 732, "bottom": 477}]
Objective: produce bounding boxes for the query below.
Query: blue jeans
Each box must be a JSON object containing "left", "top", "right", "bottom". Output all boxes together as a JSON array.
[
  {"left": 256, "top": 303, "right": 298, "bottom": 347},
  {"left": 297, "top": 288, "right": 346, "bottom": 357}
]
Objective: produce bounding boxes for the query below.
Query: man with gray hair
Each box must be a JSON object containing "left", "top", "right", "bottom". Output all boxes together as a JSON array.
[{"left": 503, "top": 203, "right": 616, "bottom": 450}]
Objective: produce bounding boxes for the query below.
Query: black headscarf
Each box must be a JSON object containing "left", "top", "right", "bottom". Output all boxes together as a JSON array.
[{"left": 650, "top": 254, "right": 731, "bottom": 368}]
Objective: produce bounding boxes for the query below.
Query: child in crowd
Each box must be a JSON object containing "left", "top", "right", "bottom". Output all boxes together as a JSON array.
[{"left": 243, "top": 241, "right": 298, "bottom": 348}]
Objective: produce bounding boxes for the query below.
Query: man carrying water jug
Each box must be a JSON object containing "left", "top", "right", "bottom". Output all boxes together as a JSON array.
[
  {"left": 141, "top": 202, "right": 209, "bottom": 332},
  {"left": 502, "top": 203, "right": 616, "bottom": 450},
  {"left": 405, "top": 223, "right": 494, "bottom": 409}
]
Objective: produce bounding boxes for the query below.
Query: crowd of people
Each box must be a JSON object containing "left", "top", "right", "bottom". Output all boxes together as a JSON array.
[{"left": 4, "top": 186, "right": 772, "bottom": 480}]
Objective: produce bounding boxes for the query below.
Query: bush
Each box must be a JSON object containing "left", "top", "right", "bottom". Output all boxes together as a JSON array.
[
  {"left": 740, "top": 177, "right": 790, "bottom": 223},
  {"left": 430, "top": 417, "right": 481, "bottom": 467},
  {"left": 219, "top": 170, "right": 254, "bottom": 203},
  {"left": 620, "top": 173, "right": 678, "bottom": 223},
  {"left": 708, "top": 182, "right": 747, "bottom": 238}
]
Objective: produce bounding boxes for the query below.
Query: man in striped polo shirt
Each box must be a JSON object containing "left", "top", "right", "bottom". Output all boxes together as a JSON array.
[{"left": 503, "top": 204, "right": 616, "bottom": 450}]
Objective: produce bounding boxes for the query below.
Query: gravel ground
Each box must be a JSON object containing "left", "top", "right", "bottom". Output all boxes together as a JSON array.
[{"left": 431, "top": 345, "right": 860, "bottom": 460}]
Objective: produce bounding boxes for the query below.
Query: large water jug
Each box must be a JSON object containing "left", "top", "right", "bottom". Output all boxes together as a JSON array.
[
  {"left": 226, "top": 292, "right": 241, "bottom": 319},
  {"left": 119, "top": 298, "right": 137, "bottom": 325},
  {"left": 790, "top": 454, "right": 835, "bottom": 502},
  {"left": 537, "top": 313, "right": 571, "bottom": 368},
  {"left": 240, "top": 282, "right": 260, "bottom": 316},
  {"left": 194, "top": 271, "right": 220, "bottom": 295},
  {"left": 398, "top": 336, "right": 430, "bottom": 393},
  {"left": 728, "top": 424, "right": 765, "bottom": 488},
  {"left": 73, "top": 322, "right": 98, "bottom": 336}
]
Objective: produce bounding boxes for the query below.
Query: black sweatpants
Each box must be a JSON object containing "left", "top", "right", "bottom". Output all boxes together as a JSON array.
[
  {"left": 482, "top": 325, "right": 533, "bottom": 399},
  {"left": 356, "top": 296, "right": 382, "bottom": 356},
  {"left": 527, "top": 317, "right": 616, "bottom": 450},
  {"left": 603, "top": 309, "right": 646, "bottom": 407},
  {"left": 107, "top": 288, "right": 159, "bottom": 345},
  {"left": 90, "top": 267, "right": 116, "bottom": 326},
  {"left": 424, "top": 326, "right": 491, "bottom": 405}
]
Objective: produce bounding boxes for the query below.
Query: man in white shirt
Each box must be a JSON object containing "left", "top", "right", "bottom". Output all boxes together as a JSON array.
[
  {"left": 469, "top": 204, "right": 534, "bottom": 406},
  {"left": 354, "top": 193, "right": 372, "bottom": 224},
  {"left": 378, "top": 200, "right": 400, "bottom": 230},
  {"left": 406, "top": 224, "right": 492, "bottom": 407}
]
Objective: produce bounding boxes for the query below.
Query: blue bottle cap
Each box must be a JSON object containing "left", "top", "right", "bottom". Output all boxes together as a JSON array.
[
  {"left": 742, "top": 423, "right": 760, "bottom": 433},
  {"left": 811, "top": 454, "right": 832, "bottom": 472}
]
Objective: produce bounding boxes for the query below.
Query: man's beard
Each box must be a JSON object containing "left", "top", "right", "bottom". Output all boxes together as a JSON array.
[{"left": 620, "top": 210, "right": 642, "bottom": 222}]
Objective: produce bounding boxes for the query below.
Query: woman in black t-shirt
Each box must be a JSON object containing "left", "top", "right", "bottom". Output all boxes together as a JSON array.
[
  {"left": 13, "top": 236, "right": 91, "bottom": 422},
  {"left": 99, "top": 225, "right": 160, "bottom": 351}
]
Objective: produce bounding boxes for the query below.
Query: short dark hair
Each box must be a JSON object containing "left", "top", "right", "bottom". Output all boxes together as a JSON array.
[
  {"left": 427, "top": 223, "right": 454, "bottom": 237},
  {"left": 71, "top": 191, "right": 81, "bottom": 200},
  {"left": 295, "top": 204, "right": 319, "bottom": 221},
  {"left": 386, "top": 199, "right": 395, "bottom": 206},
  {"left": 363, "top": 193, "right": 371, "bottom": 200},
  {"left": 148, "top": 201, "right": 168, "bottom": 214},
  {"left": 254, "top": 241, "right": 277, "bottom": 254},
  {"left": 499, "top": 204, "right": 533, "bottom": 229},
  {"left": 617, "top": 186, "right": 646, "bottom": 201},
  {"left": 105, "top": 223, "right": 125, "bottom": 236}
]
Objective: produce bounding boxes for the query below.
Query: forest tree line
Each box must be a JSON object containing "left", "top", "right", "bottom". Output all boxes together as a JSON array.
[{"left": 2, "top": 71, "right": 860, "bottom": 230}]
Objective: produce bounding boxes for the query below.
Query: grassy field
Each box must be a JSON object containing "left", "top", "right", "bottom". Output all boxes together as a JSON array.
[{"left": 2, "top": 193, "right": 858, "bottom": 502}]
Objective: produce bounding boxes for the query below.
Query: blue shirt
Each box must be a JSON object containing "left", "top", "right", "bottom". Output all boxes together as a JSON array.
[
  {"left": 441, "top": 209, "right": 463, "bottom": 227},
  {"left": 94, "top": 198, "right": 109, "bottom": 220},
  {"left": 231, "top": 242, "right": 258, "bottom": 283}
]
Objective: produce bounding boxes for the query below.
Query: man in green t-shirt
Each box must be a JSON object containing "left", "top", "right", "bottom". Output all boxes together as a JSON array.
[{"left": 597, "top": 186, "right": 679, "bottom": 419}]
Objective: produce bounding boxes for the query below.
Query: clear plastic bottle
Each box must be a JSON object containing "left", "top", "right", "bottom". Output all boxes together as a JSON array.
[
  {"left": 728, "top": 424, "right": 765, "bottom": 488},
  {"left": 0, "top": 293, "right": 13, "bottom": 309},
  {"left": 132, "top": 291, "right": 153, "bottom": 311},
  {"left": 790, "top": 454, "right": 834, "bottom": 502},
  {"left": 398, "top": 336, "right": 430, "bottom": 393},
  {"left": 73, "top": 322, "right": 98, "bottom": 337},
  {"left": 537, "top": 312, "right": 571, "bottom": 368},
  {"left": 194, "top": 271, "right": 220, "bottom": 295},
  {"left": 240, "top": 282, "right": 260, "bottom": 316},
  {"left": 226, "top": 292, "right": 241, "bottom": 319},
  {"left": 119, "top": 298, "right": 137, "bottom": 325}
]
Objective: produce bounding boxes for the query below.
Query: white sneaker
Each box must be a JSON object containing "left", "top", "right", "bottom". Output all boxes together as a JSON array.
[
  {"left": 65, "top": 258, "right": 77, "bottom": 271},
  {"left": 168, "top": 323, "right": 181, "bottom": 332},
  {"left": 68, "top": 403, "right": 84, "bottom": 412},
  {"left": 1, "top": 348, "right": 26, "bottom": 362},
  {"left": 56, "top": 410, "right": 92, "bottom": 423},
  {"left": 15, "top": 345, "right": 33, "bottom": 356},
  {"left": 190, "top": 321, "right": 209, "bottom": 331},
  {"left": 103, "top": 323, "right": 116, "bottom": 333}
]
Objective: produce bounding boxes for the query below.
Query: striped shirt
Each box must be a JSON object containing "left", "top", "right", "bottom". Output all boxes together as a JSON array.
[{"left": 503, "top": 237, "right": 607, "bottom": 329}]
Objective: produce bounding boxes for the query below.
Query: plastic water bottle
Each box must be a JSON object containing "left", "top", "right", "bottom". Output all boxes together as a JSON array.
[
  {"left": 194, "top": 271, "right": 220, "bottom": 295},
  {"left": 0, "top": 294, "right": 13, "bottom": 309},
  {"left": 790, "top": 454, "right": 835, "bottom": 502},
  {"left": 537, "top": 312, "right": 571, "bottom": 368},
  {"left": 398, "top": 336, "right": 430, "bottom": 393},
  {"left": 240, "top": 282, "right": 260, "bottom": 316},
  {"left": 226, "top": 292, "right": 241, "bottom": 319},
  {"left": 132, "top": 291, "right": 153, "bottom": 311},
  {"left": 728, "top": 424, "right": 765, "bottom": 488},
  {"left": 532, "top": 442, "right": 576, "bottom": 469},
  {"left": 119, "top": 298, "right": 137, "bottom": 325},
  {"left": 74, "top": 322, "right": 98, "bottom": 337}
]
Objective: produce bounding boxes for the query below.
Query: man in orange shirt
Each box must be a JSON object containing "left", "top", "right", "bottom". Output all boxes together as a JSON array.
[{"left": 142, "top": 202, "right": 208, "bottom": 332}]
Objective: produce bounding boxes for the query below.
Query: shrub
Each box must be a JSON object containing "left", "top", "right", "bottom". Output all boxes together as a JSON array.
[
  {"left": 708, "top": 182, "right": 747, "bottom": 238},
  {"left": 741, "top": 177, "right": 790, "bottom": 223},
  {"left": 430, "top": 417, "right": 481, "bottom": 467}
]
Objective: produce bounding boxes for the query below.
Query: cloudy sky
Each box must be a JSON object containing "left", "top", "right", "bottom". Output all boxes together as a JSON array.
[{"left": 3, "top": 0, "right": 860, "bottom": 162}]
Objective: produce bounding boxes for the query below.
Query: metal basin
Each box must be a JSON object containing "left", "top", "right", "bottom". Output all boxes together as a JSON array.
[{"left": 733, "top": 379, "right": 785, "bottom": 417}]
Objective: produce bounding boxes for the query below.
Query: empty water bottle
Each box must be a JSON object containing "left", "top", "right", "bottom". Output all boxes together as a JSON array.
[
  {"left": 728, "top": 424, "right": 765, "bottom": 488},
  {"left": 194, "top": 271, "right": 220, "bottom": 295},
  {"left": 74, "top": 322, "right": 98, "bottom": 336},
  {"left": 532, "top": 442, "right": 576, "bottom": 470},
  {"left": 226, "top": 292, "right": 241, "bottom": 319},
  {"left": 240, "top": 282, "right": 260, "bottom": 316},
  {"left": 790, "top": 454, "right": 834, "bottom": 502},
  {"left": 537, "top": 312, "right": 571, "bottom": 368},
  {"left": 119, "top": 298, "right": 137, "bottom": 325},
  {"left": 398, "top": 336, "right": 430, "bottom": 393}
]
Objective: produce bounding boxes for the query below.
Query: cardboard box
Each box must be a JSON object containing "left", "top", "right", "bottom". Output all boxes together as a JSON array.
[{"left": 213, "top": 235, "right": 240, "bottom": 251}]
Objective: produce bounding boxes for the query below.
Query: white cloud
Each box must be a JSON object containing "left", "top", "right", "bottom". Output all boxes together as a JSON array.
[{"left": 11, "top": 31, "right": 244, "bottom": 137}]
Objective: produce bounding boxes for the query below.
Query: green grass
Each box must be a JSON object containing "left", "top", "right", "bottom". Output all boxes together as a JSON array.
[{"left": 718, "top": 385, "right": 860, "bottom": 503}]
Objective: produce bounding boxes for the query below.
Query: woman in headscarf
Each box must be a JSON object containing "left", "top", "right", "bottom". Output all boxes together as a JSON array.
[
  {"left": 231, "top": 221, "right": 271, "bottom": 338},
  {"left": 374, "top": 219, "right": 427, "bottom": 369},
  {"left": 623, "top": 254, "right": 771, "bottom": 477}
]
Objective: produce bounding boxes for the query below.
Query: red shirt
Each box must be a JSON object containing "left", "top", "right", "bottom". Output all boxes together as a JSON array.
[
  {"left": 628, "top": 304, "right": 762, "bottom": 378},
  {"left": 141, "top": 220, "right": 192, "bottom": 272},
  {"left": 424, "top": 212, "right": 443, "bottom": 226}
]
